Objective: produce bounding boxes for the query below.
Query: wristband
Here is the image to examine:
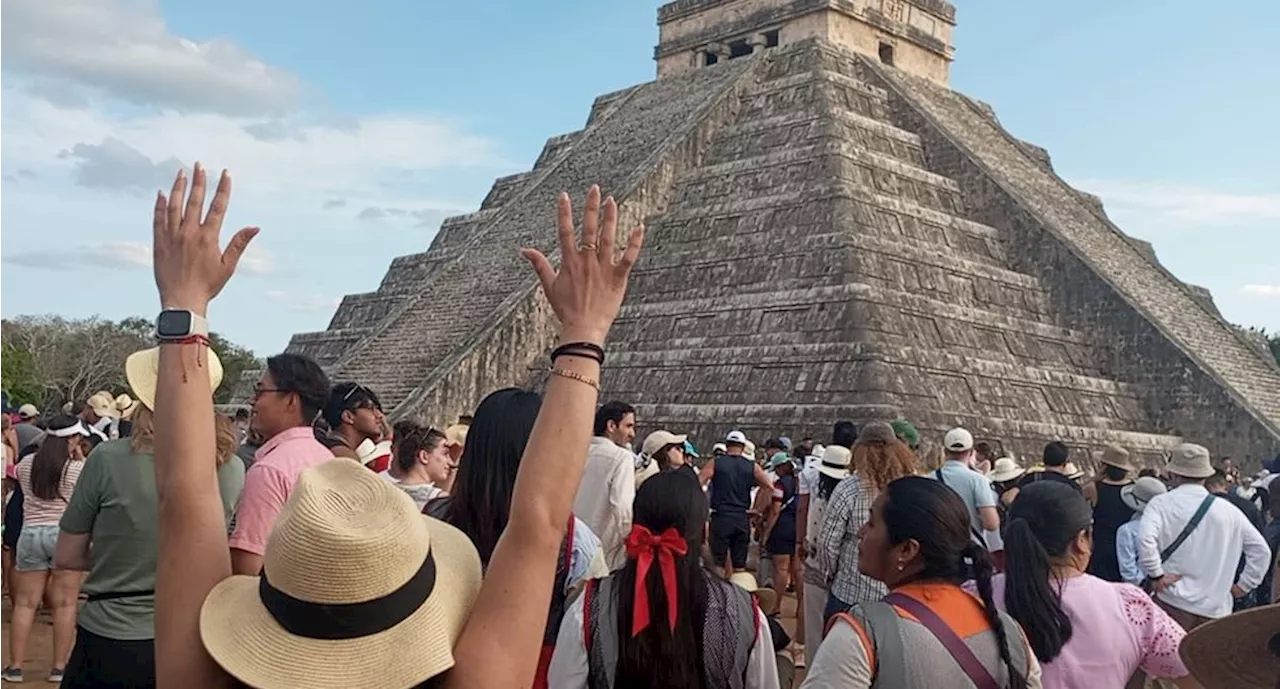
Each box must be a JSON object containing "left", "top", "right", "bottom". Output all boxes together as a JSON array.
[{"left": 551, "top": 342, "right": 605, "bottom": 365}]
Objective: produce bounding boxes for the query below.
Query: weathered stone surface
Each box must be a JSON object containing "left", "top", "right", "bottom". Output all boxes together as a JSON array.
[{"left": 266, "top": 38, "right": 1279, "bottom": 469}]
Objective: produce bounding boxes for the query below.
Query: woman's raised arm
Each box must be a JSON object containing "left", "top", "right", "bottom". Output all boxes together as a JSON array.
[{"left": 446, "top": 186, "right": 642, "bottom": 689}]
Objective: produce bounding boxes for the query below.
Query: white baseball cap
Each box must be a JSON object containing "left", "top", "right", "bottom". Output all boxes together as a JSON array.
[
  {"left": 17, "top": 404, "right": 39, "bottom": 420},
  {"left": 944, "top": 427, "right": 974, "bottom": 453},
  {"left": 725, "top": 430, "right": 748, "bottom": 445}
]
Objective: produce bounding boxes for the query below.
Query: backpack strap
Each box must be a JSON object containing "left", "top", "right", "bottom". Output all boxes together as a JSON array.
[
  {"left": 1160, "top": 495, "right": 1215, "bottom": 562},
  {"left": 582, "top": 579, "right": 596, "bottom": 655},
  {"left": 884, "top": 592, "right": 999, "bottom": 689}
]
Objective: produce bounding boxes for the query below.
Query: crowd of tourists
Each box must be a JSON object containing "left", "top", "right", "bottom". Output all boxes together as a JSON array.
[{"left": 0, "top": 166, "right": 1276, "bottom": 688}]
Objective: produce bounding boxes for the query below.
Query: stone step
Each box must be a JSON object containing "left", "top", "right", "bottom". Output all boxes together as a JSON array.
[
  {"left": 738, "top": 69, "right": 891, "bottom": 123},
  {"left": 649, "top": 182, "right": 1010, "bottom": 266},
  {"left": 533, "top": 132, "right": 581, "bottom": 169},
  {"left": 706, "top": 106, "right": 928, "bottom": 168},
  {"left": 624, "top": 401, "right": 1182, "bottom": 468},
  {"left": 479, "top": 172, "right": 534, "bottom": 210},
  {"left": 627, "top": 231, "right": 1051, "bottom": 321},
  {"left": 674, "top": 139, "right": 963, "bottom": 217}
]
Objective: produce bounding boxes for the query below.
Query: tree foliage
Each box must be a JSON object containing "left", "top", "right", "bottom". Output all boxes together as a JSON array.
[{"left": 1, "top": 315, "right": 261, "bottom": 411}]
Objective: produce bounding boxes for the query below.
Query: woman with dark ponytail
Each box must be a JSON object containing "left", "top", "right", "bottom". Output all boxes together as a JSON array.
[
  {"left": 804, "top": 476, "right": 1039, "bottom": 689},
  {"left": 549, "top": 471, "right": 780, "bottom": 688},
  {"left": 992, "top": 482, "right": 1200, "bottom": 688}
]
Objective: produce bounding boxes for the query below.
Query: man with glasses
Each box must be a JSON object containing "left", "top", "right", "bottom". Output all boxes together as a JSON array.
[
  {"left": 229, "top": 353, "right": 332, "bottom": 575},
  {"left": 320, "top": 383, "right": 386, "bottom": 462}
]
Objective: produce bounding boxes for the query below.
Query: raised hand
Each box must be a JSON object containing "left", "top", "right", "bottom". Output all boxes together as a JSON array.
[
  {"left": 153, "top": 164, "right": 259, "bottom": 314},
  {"left": 521, "top": 185, "right": 644, "bottom": 345}
]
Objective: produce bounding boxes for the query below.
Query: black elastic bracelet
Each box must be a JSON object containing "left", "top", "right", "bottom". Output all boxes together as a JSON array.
[
  {"left": 553, "top": 350, "right": 604, "bottom": 365},
  {"left": 551, "top": 341, "right": 605, "bottom": 365}
]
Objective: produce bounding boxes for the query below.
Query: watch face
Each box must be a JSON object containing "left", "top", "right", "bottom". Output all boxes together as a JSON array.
[{"left": 156, "top": 310, "right": 193, "bottom": 338}]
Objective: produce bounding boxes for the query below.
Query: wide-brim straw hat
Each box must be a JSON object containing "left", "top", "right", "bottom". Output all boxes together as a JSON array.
[
  {"left": 87, "top": 392, "right": 120, "bottom": 419},
  {"left": 125, "top": 347, "right": 224, "bottom": 411},
  {"left": 988, "top": 457, "right": 1025, "bottom": 483},
  {"left": 200, "top": 459, "right": 482, "bottom": 689},
  {"left": 1098, "top": 444, "right": 1134, "bottom": 472},
  {"left": 1180, "top": 603, "right": 1280, "bottom": 689},
  {"left": 819, "top": 445, "right": 852, "bottom": 480},
  {"left": 114, "top": 394, "right": 141, "bottom": 420},
  {"left": 728, "top": 572, "right": 778, "bottom": 616}
]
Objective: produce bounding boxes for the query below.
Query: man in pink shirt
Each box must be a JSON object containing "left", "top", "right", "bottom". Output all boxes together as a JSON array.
[{"left": 229, "top": 353, "right": 333, "bottom": 575}]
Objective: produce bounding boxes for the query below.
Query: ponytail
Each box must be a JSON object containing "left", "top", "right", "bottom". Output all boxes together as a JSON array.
[
  {"left": 1002, "top": 516, "right": 1072, "bottom": 663},
  {"left": 965, "top": 541, "right": 1028, "bottom": 689}
]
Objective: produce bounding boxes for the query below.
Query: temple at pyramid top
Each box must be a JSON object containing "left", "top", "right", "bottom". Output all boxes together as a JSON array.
[{"left": 655, "top": 0, "right": 956, "bottom": 83}]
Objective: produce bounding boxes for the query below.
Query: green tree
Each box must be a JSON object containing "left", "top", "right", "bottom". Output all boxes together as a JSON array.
[
  {"left": 208, "top": 332, "right": 261, "bottom": 404},
  {"left": 1, "top": 341, "right": 44, "bottom": 407}
]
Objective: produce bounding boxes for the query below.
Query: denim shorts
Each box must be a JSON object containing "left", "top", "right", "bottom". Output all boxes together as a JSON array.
[{"left": 15, "top": 523, "right": 59, "bottom": 571}]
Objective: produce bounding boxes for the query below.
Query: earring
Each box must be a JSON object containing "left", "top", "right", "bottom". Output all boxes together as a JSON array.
[{"left": 896, "top": 562, "right": 905, "bottom": 571}]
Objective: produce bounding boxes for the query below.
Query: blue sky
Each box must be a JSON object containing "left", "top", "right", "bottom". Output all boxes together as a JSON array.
[{"left": 2, "top": 0, "right": 1277, "bottom": 355}]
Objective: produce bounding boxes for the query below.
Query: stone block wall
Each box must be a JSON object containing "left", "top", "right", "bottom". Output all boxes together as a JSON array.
[{"left": 857, "top": 55, "right": 1280, "bottom": 466}]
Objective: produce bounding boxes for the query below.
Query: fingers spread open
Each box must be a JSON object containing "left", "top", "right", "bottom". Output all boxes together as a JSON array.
[
  {"left": 581, "top": 185, "right": 601, "bottom": 251},
  {"left": 521, "top": 248, "right": 557, "bottom": 296},
  {"left": 221, "top": 227, "right": 260, "bottom": 277},
  {"left": 167, "top": 168, "right": 187, "bottom": 233},
  {"left": 599, "top": 196, "right": 617, "bottom": 263},
  {"left": 204, "top": 170, "right": 232, "bottom": 232},
  {"left": 556, "top": 193, "right": 576, "bottom": 263},
  {"left": 184, "top": 163, "right": 207, "bottom": 230},
  {"left": 153, "top": 191, "right": 168, "bottom": 238},
  {"left": 618, "top": 224, "right": 645, "bottom": 272}
]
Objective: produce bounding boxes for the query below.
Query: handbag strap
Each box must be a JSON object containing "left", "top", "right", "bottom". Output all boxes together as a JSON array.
[
  {"left": 1160, "top": 495, "right": 1215, "bottom": 562},
  {"left": 935, "top": 469, "right": 988, "bottom": 546},
  {"left": 884, "top": 592, "right": 1001, "bottom": 689}
]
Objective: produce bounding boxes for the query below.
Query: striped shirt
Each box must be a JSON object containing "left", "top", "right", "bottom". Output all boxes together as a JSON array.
[{"left": 15, "top": 455, "right": 85, "bottom": 526}]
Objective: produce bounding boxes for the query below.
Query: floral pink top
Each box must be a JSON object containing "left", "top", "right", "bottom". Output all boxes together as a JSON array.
[{"left": 989, "top": 572, "right": 1188, "bottom": 687}]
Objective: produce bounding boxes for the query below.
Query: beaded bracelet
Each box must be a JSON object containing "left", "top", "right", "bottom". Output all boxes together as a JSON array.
[{"left": 549, "top": 367, "right": 600, "bottom": 390}]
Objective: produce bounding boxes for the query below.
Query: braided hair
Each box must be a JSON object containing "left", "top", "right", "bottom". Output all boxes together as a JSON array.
[{"left": 882, "top": 477, "right": 1027, "bottom": 689}]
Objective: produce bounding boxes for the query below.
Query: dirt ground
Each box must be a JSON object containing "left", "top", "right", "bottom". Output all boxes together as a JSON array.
[{"left": 1, "top": 598, "right": 60, "bottom": 683}]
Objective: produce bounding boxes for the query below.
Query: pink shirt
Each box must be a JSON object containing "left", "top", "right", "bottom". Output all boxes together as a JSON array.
[
  {"left": 990, "top": 572, "right": 1188, "bottom": 687},
  {"left": 228, "top": 427, "right": 333, "bottom": 555}
]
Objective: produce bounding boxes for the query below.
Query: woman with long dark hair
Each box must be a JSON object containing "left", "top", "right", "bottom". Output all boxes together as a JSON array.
[
  {"left": 433, "top": 387, "right": 606, "bottom": 687},
  {"left": 548, "top": 471, "right": 779, "bottom": 688},
  {"left": 993, "top": 481, "right": 1199, "bottom": 688},
  {"left": 4, "top": 415, "right": 90, "bottom": 683},
  {"left": 804, "top": 476, "right": 1040, "bottom": 689}
]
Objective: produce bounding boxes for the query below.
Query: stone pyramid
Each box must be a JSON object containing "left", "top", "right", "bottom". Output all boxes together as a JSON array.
[{"left": 268, "top": 0, "right": 1280, "bottom": 465}]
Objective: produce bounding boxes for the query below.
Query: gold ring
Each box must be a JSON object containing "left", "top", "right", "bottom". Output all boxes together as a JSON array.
[{"left": 581, "top": 243, "right": 598, "bottom": 251}]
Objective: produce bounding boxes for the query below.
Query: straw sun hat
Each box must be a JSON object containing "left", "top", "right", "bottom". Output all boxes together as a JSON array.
[
  {"left": 125, "top": 346, "right": 225, "bottom": 411},
  {"left": 1179, "top": 603, "right": 1280, "bottom": 689},
  {"left": 200, "top": 459, "right": 482, "bottom": 688}
]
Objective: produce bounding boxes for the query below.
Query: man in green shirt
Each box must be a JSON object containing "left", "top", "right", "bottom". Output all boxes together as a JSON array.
[{"left": 55, "top": 435, "right": 243, "bottom": 688}]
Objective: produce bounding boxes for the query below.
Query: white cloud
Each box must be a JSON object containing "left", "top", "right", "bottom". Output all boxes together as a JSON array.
[
  {"left": 2, "top": 241, "right": 275, "bottom": 276},
  {"left": 4, "top": 241, "right": 151, "bottom": 271},
  {"left": 265, "top": 290, "right": 342, "bottom": 312},
  {"left": 62, "top": 137, "right": 184, "bottom": 190},
  {"left": 1073, "top": 179, "right": 1280, "bottom": 226},
  {"left": 1242, "top": 284, "right": 1280, "bottom": 298},
  {"left": 1, "top": 0, "right": 301, "bottom": 116}
]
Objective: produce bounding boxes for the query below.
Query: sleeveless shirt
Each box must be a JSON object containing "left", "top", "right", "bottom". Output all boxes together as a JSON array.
[{"left": 1089, "top": 481, "right": 1135, "bottom": 583}]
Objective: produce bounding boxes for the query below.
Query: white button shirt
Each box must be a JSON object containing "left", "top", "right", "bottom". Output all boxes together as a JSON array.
[
  {"left": 1138, "top": 483, "right": 1270, "bottom": 618},
  {"left": 573, "top": 437, "right": 636, "bottom": 572}
]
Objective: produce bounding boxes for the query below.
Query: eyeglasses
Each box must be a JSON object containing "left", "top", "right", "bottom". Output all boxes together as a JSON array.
[{"left": 252, "top": 387, "right": 289, "bottom": 400}]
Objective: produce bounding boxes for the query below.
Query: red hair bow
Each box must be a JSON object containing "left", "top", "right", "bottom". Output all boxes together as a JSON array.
[{"left": 623, "top": 524, "right": 688, "bottom": 637}]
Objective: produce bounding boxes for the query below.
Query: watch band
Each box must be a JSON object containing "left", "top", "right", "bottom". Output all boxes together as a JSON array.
[{"left": 190, "top": 312, "right": 209, "bottom": 337}]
